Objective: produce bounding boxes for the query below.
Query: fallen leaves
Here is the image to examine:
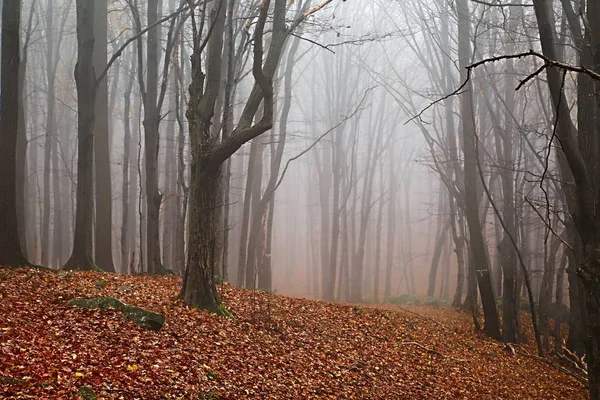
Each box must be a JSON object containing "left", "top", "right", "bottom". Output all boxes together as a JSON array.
[{"left": 0, "top": 267, "right": 588, "bottom": 399}]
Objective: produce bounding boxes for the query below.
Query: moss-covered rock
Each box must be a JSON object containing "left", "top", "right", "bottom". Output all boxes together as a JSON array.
[
  {"left": 69, "top": 297, "right": 165, "bottom": 331},
  {"left": 77, "top": 385, "right": 96, "bottom": 400}
]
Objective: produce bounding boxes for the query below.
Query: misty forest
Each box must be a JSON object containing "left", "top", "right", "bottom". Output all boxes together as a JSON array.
[{"left": 0, "top": 0, "right": 599, "bottom": 398}]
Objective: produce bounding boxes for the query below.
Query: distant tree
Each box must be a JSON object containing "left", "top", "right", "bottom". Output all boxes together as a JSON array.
[{"left": 0, "top": 0, "right": 28, "bottom": 266}]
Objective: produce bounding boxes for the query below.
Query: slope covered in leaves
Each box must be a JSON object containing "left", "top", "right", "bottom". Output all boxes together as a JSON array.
[{"left": 0, "top": 267, "right": 586, "bottom": 399}]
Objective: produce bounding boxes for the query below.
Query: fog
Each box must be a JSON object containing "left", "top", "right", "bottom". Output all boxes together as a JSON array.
[{"left": 5, "top": 0, "right": 599, "bottom": 370}]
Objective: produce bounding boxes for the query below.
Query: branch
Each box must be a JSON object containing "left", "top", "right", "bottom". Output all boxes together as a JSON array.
[
  {"left": 96, "top": 0, "right": 210, "bottom": 89},
  {"left": 273, "top": 87, "right": 374, "bottom": 192},
  {"left": 470, "top": 0, "right": 533, "bottom": 6},
  {"left": 409, "top": 49, "right": 600, "bottom": 123}
]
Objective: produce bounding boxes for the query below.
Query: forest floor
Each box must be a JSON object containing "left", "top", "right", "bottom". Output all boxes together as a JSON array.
[{"left": 0, "top": 267, "right": 587, "bottom": 399}]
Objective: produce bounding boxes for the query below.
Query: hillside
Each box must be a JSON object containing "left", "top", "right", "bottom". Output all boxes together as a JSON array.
[{"left": 0, "top": 268, "right": 586, "bottom": 399}]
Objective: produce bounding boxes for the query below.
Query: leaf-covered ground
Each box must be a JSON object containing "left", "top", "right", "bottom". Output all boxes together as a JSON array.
[{"left": 0, "top": 268, "right": 587, "bottom": 399}]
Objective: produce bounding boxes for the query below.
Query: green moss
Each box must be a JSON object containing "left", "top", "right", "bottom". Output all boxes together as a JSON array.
[
  {"left": 217, "top": 304, "right": 233, "bottom": 318},
  {"left": 191, "top": 302, "right": 233, "bottom": 318},
  {"left": 77, "top": 386, "right": 96, "bottom": 400},
  {"left": 69, "top": 297, "right": 164, "bottom": 331},
  {"left": 94, "top": 280, "right": 106, "bottom": 289}
]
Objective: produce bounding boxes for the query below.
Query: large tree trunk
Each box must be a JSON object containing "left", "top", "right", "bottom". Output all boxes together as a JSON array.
[
  {"left": 0, "top": 0, "right": 28, "bottom": 266},
  {"left": 93, "top": 0, "right": 115, "bottom": 272},
  {"left": 64, "top": 0, "right": 97, "bottom": 271},
  {"left": 183, "top": 161, "right": 222, "bottom": 310}
]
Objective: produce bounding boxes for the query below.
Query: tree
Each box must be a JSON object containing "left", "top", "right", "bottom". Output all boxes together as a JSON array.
[
  {"left": 532, "top": 0, "right": 600, "bottom": 396},
  {"left": 181, "top": 0, "right": 335, "bottom": 310},
  {"left": 0, "top": 0, "right": 28, "bottom": 266},
  {"left": 93, "top": 0, "right": 116, "bottom": 272},
  {"left": 64, "top": 0, "right": 97, "bottom": 271}
]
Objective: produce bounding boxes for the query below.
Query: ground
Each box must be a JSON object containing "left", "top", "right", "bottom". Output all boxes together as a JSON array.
[{"left": 0, "top": 267, "right": 587, "bottom": 399}]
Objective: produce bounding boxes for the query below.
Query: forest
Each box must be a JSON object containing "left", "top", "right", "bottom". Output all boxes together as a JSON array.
[{"left": 0, "top": 0, "right": 598, "bottom": 398}]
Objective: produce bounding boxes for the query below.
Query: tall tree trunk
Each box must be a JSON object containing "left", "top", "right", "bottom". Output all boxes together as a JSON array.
[
  {"left": 41, "top": 0, "right": 56, "bottom": 266},
  {"left": 16, "top": 0, "right": 35, "bottom": 263},
  {"left": 143, "top": 0, "right": 163, "bottom": 274},
  {"left": 121, "top": 47, "right": 136, "bottom": 273},
  {"left": 64, "top": 0, "right": 97, "bottom": 271},
  {"left": 0, "top": 0, "right": 28, "bottom": 266},
  {"left": 93, "top": 0, "right": 115, "bottom": 272},
  {"left": 162, "top": 74, "right": 178, "bottom": 271}
]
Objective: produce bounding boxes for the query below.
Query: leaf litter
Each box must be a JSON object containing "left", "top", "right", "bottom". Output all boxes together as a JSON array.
[{"left": 0, "top": 267, "right": 587, "bottom": 399}]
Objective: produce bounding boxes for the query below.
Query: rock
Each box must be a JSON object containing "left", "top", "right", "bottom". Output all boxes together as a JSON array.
[{"left": 69, "top": 297, "right": 165, "bottom": 331}]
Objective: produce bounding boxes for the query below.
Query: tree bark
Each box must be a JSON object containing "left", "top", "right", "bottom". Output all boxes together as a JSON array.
[
  {"left": 93, "top": 0, "right": 115, "bottom": 272},
  {"left": 0, "top": 0, "right": 28, "bottom": 266},
  {"left": 64, "top": 0, "right": 97, "bottom": 271}
]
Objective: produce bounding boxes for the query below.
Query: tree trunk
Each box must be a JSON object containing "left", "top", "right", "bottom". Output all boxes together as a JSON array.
[
  {"left": 143, "top": 0, "right": 163, "bottom": 275},
  {"left": 121, "top": 47, "right": 136, "bottom": 273},
  {"left": 64, "top": 0, "right": 97, "bottom": 271},
  {"left": 93, "top": 0, "right": 115, "bottom": 272},
  {"left": 383, "top": 148, "right": 396, "bottom": 301},
  {"left": 237, "top": 138, "right": 259, "bottom": 287},
  {"left": 428, "top": 219, "right": 450, "bottom": 298},
  {"left": 373, "top": 162, "right": 385, "bottom": 303},
  {"left": 0, "top": 0, "right": 28, "bottom": 266}
]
